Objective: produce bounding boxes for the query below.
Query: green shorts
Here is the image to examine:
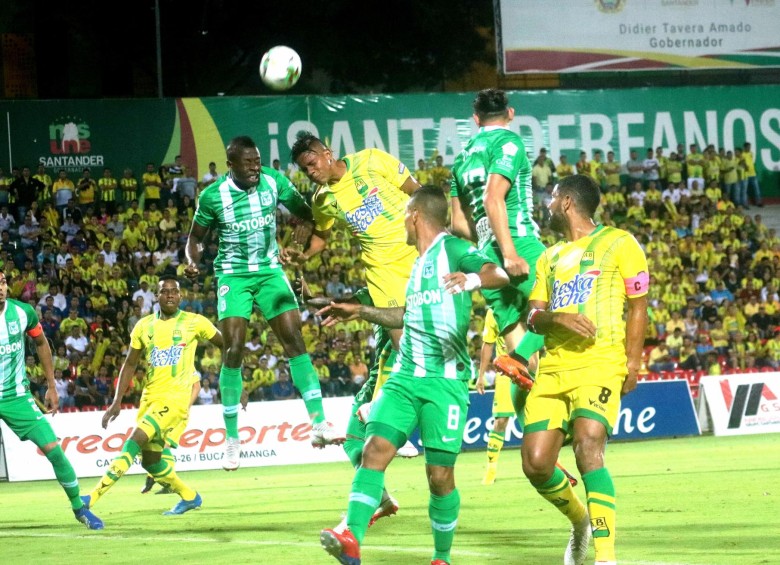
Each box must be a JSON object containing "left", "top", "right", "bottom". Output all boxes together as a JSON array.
[
  {"left": 366, "top": 372, "right": 469, "bottom": 455},
  {"left": 217, "top": 270, "right": 298, "bottom": 321},
  {"left": 480, "top": 236, "right": 545, "bottom": 334},
  {"left": 0, "top": 394, "right": 57, "bottom": 446}
]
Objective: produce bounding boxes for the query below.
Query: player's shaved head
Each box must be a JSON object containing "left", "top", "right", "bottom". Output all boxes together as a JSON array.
[
  {"left": 290, "top": 131, "right": 328, "bottom": 162},
  {"left": 226, "top": 136, "right": 258, "bottom": 161},
  {"left": 408, "top": 185, "right": 448, "bottom": 227},
  {"left": 473, "top": 88, "right": 510, "bottom": 122},
  {"left": 557, "top": 174, "right": 601, "bottom": 217}
]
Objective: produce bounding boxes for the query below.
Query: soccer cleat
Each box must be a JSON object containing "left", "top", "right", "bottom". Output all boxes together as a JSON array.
[
  {"left": 223, "top": 437, "right": 241, "bottom": 471},
  {"left": 493, "top": 355, "right": 534, "bottom": 390},
  {"left": 368, "top": 495, "right": 399, "bottom": 527},
  {"left": 431, "top": 560, "right": 450, "bottom": 565},
  {"left": 320, "top": 528, "right": 361, "bottom": 565},
  {"left": 396, "top": 440, "right": 419, "bottom": 458},
  {"left": 163, "top": 493, "right": 202, "bottom": 515},
  {"left": 80, "top": 494, "right": 92, "bottom": 509},
  {"left": 74, "top": 505, "right": 104, "bottom": 530},
  {"left": 556, "top": 461, "right": 579, "bottom": 487},
  {"left": 481, "top": 462, "right": 498, "bottom": 485},
  {"left": 141, "top": 474, "right": 156, "bottom": 494},
  {"left": 311, "top": 421, "right": 346, "bottom": 448},
  {"left": 564, "top": 513, "right": 592, "bottom": 565},
  {"left": 155, "top": 485, "right": 175, "bottom": 495}
]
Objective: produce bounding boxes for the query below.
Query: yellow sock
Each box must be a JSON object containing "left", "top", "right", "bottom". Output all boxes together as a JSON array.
[
  {"left": 486, "top": 430, "right": 504, "bottom": 464},
  {"left": 583, "top": 467, "right": 616, "bottom": 562},
  {"left": 89, "top": 439, "right": 140, "bottom": 505},
  {"left": 534, "top": 466, "right": 587, "bottom": 523},
  {"left": 146, "top": 459, "right": 197, "bottom": 501}
]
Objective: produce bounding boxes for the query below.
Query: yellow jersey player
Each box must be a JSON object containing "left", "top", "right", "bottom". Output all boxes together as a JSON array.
[
  {"left": 286, "top": 132, "right": 421, "bottom": 524},
  {"left": 81, "top": 277, "right": 223, "bottom": 519},
  {"left": 518, "top": 174, "right": 648, "bottom": 565},
  {"left": 478, "top": 308, "right": 577, "bottom": 487}
]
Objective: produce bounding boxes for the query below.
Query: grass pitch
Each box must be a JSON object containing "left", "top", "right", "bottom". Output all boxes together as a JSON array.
[{"left": 0, "top": 433, "right": 778, "bottom": 565}]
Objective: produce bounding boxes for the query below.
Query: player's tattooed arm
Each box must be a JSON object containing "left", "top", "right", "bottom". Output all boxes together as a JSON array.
[{"left": 315, "top": 302, "right": 405, "bottom": 329}]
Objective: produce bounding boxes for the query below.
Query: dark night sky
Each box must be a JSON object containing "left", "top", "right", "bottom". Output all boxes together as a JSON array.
[{"left": 16, "top": 0, "right": 494, "bottom": 99}]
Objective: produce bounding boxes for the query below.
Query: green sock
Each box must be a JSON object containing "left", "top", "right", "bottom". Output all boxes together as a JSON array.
[
  {"left": 346, "top": 467, "right": 384, "bottom": 544},
  {"left": 220, "top": 365, "right": 242, "bottom": 439},
  {"left": 344, "top": 438, "right": 364, "bottom": 468},
  {"left": 46, "top": 446, "right": 82, "bottom": 510},
  {"left": 514, "top": 330, "right": 545, "bottom": 360},
  {"left": 161, "top": 447, "right": 175, "bottom": 465},
  {"left": 288, "top": 353, "right": 326, "bottom": 424},
  {"left": 429, "top": 488, "right": 461, "bottom": 563},
  {"left": 583, "top": 467, "right": 617, "bottom": 562}
]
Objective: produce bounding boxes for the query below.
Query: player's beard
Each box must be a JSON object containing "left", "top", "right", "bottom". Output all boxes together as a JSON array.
[{"left": 549, "top": 209, "right": 566, "bottom": 234}]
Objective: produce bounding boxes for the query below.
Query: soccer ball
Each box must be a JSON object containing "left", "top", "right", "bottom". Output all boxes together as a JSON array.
[{"left": 259, "top": 46, "right": 302, "bottom": 91}]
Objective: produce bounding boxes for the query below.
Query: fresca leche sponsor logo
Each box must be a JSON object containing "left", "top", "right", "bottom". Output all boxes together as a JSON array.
[
  {"left": 150, "top": 344, "right": 185, "bottom": 367},
  {"left": 550, "top": 270, "right": 601, "bottom": 310},
  {"left": 345, "top": 187, "right": 384, "bottom": 233},
  {"left": 39, "top": 422, "right": 324, "bottom": 456}
]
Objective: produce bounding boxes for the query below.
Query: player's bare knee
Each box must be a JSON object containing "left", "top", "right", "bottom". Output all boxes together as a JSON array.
[
  {"left": 131, "top": 428, "right": 150, "bottom": 446},
  {"left": 572, "top": 435, "right": 606, "bottom": 474},
  {"left": 426, "top": 466, "right": 455, "bottom": 496},
  {"left": 141, "top": 450, "right": 161, "bottom": 468},
  {"left": 521, "top": 446, "right": 555, "bottom": 482},
  {"left": 493, "top": 417, "right": 509, "bottom": 433},
  {"left": 361, "top": 436, "right": 394, "bottom": 471}
]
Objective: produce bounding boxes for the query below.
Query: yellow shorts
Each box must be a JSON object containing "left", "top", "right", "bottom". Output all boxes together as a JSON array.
[
  {"left": 492, "top": 373, "right": 514, "bottom": 417},
  {"left": 137, "top": 393, "right": 190, "bottom": 450},
  {"left": 523, "top": 366, "right": 625, "bottom": 436},
  {"left": 365, "top": 249, "right": 417, "bottom": 308}
]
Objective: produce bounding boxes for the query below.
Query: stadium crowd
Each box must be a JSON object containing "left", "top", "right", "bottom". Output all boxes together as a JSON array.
[{"left": 0, "top": 141, "right": 776, "bottom": 412}]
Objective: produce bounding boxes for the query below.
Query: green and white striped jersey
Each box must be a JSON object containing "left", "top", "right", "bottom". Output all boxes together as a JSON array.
[
  {"left": 193, "top": 167, "right": 311, "bottom": 276},
  {"left": 396, "top": 233, "right": 491, "bottom": 381},
  {"left": 0, "top": 299, "right": 38, "bottom": 399},
  {"left": 450, "top": 125, "right": 540, "bottom": 247}
]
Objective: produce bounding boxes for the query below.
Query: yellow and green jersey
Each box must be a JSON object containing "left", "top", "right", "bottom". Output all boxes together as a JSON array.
[
  {"left": 530, "top": 225, "right": 648, "bottom": 373},
  {"left": 130, "top": 310, "right": 217, "bottom": 397},
  {"left": 311, "top": 148, "right": 413, "bottom": 272}
]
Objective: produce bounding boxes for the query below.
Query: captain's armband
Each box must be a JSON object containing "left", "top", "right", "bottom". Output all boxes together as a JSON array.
[{"left": 624, "top": 271, "right": 649, "bottom": 296}]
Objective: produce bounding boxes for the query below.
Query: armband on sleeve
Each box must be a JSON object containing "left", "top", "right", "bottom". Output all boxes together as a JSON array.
[
  {"left": 527, "top": 308, "right": 544, "bottom": 332},
  {"left": 27, "top": 323, "right": 43, "bottom": 338},
  {"left": 624, "top": 271, "right": 650, "bottom": 297}
]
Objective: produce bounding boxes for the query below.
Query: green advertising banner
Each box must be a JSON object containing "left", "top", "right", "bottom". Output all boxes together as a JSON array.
[{"left": 1, "top": 85, "right": 778, "bottom": 193}]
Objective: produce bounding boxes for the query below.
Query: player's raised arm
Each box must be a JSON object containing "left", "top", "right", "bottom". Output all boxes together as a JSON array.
[{"left": 315, "top": 301, "right": 405, "bottom": 329}]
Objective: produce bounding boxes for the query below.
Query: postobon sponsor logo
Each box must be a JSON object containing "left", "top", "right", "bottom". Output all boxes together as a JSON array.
[
  {"left": 407, "top": 288, "right": 442, "bottom": 308},
  {"left": 550, "top": 270, "right": 601, "bottom": 310},
  {"left": 227, "top": 214, "right": 275, "bottom": 233},
  {"left": 0, "top": 341, "right": 23, "bottom": 355},
  {"left": 150, "top": 345, "right": 185, "bottom": 367}
]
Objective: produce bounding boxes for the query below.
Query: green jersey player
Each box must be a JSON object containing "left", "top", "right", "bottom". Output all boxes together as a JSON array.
[
  {"left": 316, "top": 186, "right": 510, "bottom": 565},
  {"left": 185, "top": 135, "right": 343, "bottom": 471},
  {"left": 449, "top": 88, "right": 547, "bottom": 385},
  {"left": 0, "top": 272, "right": 102, "bottom": 529}
]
